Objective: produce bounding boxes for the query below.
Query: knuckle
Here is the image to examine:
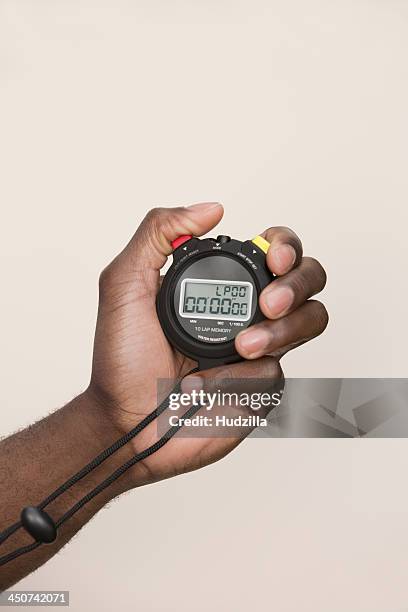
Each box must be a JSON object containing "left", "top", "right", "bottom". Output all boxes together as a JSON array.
[
  {"left": 144, "top": 206, "right": 187, "bottom": 247},
  {"left": 303, "top": 257, "right": 327, "bottom": 288},
  {"left": 143, "top": 207, "right": 166, "bottom": 235},
  {"left": 98, "top": 263, "right": 117, "bottom": 294},
  {"left": 145, "top": 206, "right": 164, "bottom": 222},
  {"left": 142, "top": 206, "right": 169, "bottom": 236},
  {"left": 276, "top": 227, "right": 302, "bottom": 253},
  {"left": 274, "top": 225, "right": 293, "bottom": 234},
  {"left": 264, "top": 357, "right": 283, "bottom": 379},
  {"left": 287, "top": 267, "right": 309, "bottom": 296},
  {"left": 166, "top": 206, "right": 190, "bottom": 232},
  {"left": 142, "top": 207, "right": 169, "bottom": 253},
  {"left": 309, "top": 300, "right": 329, "bottom": 331}
]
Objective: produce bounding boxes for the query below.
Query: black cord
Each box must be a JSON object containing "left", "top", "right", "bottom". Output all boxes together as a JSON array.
[
  {"left": 0, "top": 369, "right": 199, "bottom": 567},
  {"left": 56, "top": 399, "right": 202, "bottom": 527},
  {"left": 0, "top": 397, "right": 169, "bottom": 547},
  {"left": 0, "top": 542, "right": 41, "bottom": 567}
]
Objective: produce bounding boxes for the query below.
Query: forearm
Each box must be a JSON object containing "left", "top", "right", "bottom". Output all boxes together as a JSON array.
[{"left": 0, "top": 392, "right": 133, "bottom": 590}]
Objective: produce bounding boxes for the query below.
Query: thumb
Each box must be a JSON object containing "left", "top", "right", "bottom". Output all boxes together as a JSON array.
[{"left": 120, "top": 202, "right": 224, "bottom": 272}]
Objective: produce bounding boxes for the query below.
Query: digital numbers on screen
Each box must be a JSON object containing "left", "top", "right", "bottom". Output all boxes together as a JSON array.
[{"left": 179, "top": 279, "right": 253, "bottom": 321}]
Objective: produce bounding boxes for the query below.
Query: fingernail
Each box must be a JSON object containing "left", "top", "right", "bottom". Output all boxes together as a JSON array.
[
  {"left": 237, "top": 328, "right": 269, "bottom": 357},
  {"left": 187, "top": 202, "right": 222, "bottom": 212},
  {"left": 263, "top": 286, "right": 293, "bottom": 317},
  {"left": 271, "top": 244, "right": 296, "bottom": 273},
  {"left": 181, "top": 375, "right": 204, "bottom": 395}
]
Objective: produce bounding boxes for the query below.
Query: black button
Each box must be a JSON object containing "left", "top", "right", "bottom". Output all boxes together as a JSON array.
[{"left": 216, "top": 235, "right": 231, "bottom": 244}]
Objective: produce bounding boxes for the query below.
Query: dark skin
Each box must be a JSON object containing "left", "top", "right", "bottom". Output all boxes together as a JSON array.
[{"left": 0, "top": 202, "right": 328, "bottom": 589}]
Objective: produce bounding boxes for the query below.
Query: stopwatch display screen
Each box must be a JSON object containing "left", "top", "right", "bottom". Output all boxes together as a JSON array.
[
  {"left": 179, "top": 279, "right": 253, "bottom": 321},
  {"left": 172, "top": 254, "right": 258, "bottom": 345}
]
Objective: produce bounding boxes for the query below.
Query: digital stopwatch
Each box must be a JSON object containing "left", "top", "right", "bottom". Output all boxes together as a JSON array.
[{"left": 157, "top": 234, "right": 275, "bottom": 370}]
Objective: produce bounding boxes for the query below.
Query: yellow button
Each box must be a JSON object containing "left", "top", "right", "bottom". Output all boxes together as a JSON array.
[{"left": 251, "top": 235, "right": 270, "bottom": 254}]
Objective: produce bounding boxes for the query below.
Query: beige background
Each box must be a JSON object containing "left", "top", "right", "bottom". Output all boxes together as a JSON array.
[{"left": 1, "top": 1, "right": 408, "bottom": 610}]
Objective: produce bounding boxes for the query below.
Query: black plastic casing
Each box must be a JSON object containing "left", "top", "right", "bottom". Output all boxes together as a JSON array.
[{"left": 156, "top": 236, "right": 274, "bottom": 370}]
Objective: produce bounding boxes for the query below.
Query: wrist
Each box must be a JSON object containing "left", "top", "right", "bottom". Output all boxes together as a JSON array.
[{"left": 73, "top": 389, "right": 137, "bottom": 496}]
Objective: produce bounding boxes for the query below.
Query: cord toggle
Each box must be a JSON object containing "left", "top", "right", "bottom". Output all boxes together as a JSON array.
[{"left": 21, "top": 506, "right": 57, "bottom": 543}]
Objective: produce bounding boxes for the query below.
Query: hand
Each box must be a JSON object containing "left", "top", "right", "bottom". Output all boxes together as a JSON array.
[{"left": 87, "top": 203, "right": 328, "bottom": 488}]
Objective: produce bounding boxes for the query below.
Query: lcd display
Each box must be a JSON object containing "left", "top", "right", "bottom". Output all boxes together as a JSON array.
[{"left": 179, "top": 279, "right": 253, "bottom": 321}]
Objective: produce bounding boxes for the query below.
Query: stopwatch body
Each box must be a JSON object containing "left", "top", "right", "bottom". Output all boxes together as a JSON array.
[{"left": 156, "top": 234, "right": 274, "bottom": 370}]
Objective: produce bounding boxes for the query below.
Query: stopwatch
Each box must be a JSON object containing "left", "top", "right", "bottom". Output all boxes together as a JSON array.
[{"left": 157, "top": 234, "right": 275, "bottom": 370}]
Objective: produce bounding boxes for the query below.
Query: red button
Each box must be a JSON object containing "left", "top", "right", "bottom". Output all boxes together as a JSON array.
[{"left": 171, "top": 235, "right": 193, "bottom": 250}]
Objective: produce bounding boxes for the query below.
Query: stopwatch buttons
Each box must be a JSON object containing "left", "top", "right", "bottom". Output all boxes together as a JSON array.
[
  {"left": 216, "top": 235, "right": 231, "bottom": 244},
  {"left": 171, "top": 235, "right": 193, "bottom": 251},
  {"left": 251, "top": 235, "right": 270, "bottom": 254}
]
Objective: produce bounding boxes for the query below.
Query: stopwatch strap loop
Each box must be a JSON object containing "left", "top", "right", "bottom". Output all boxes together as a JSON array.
[{"left": 0, "top": 368, "right": 199, "bottom": 566}]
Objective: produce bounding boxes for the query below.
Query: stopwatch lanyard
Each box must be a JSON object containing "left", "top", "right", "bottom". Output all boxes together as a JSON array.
[{"left": 0, "top": 368, "right": 199, "bottom": 568}]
